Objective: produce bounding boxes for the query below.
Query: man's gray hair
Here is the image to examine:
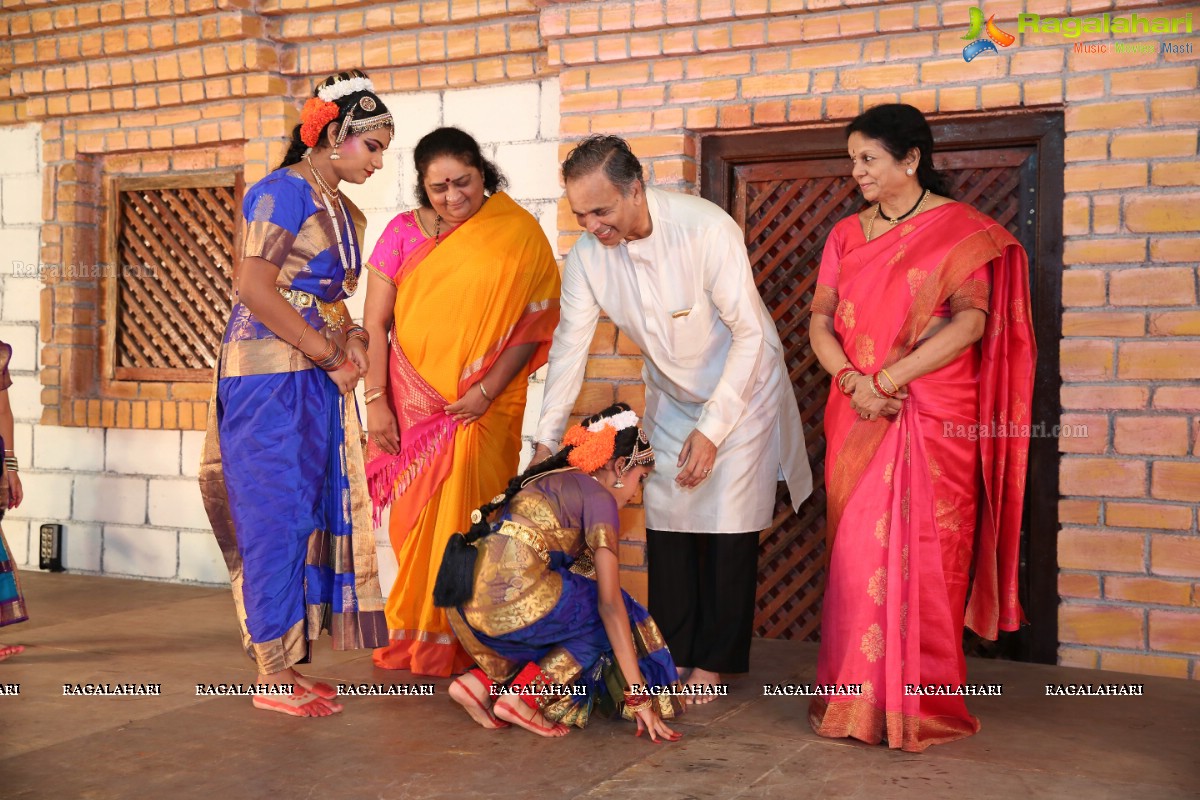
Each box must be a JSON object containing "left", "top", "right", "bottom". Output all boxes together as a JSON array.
[{"left": 561, "top": 135, "right": 645, "bottom": 195}]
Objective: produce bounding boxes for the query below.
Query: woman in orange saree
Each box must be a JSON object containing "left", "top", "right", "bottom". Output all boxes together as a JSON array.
[
  {"left": 362, "top": 127, "right": 561, "bottom": 676},
  {"left": 808, "top": 105, "right": 1035, "bottom": 752}
]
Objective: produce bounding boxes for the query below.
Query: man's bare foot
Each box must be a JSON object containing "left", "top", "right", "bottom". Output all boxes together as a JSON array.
[
  {"left": 449, "top": 673, "right": 509, "bottom": 730},
  {"left": 493, "top": 696, "right": 569, "bottom": 738},
  {"left": 684, "top": 667, "right": 721, "bottom": 705},
  {"left": 291, "top": 670, "right": 339, "bottom": 702},
  {"left": 251, "top": 686, "right": 341, "bottom": 717},
  {"left": 0, "top": 644, "right": 23, "bottom": 662}
]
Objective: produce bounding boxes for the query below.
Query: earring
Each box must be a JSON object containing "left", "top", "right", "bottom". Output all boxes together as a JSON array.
[
  {"left": 613, "top": 478, "right": 624, "bottom": 489},
  {"left": 330, "top": 148, "right": 341, "bottom": 161},
  {"left": 905, "top": 168, "right": 913, "bottom": 175}
]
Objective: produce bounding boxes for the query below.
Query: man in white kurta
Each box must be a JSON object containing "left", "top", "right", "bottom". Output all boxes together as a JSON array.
[{"left": 533, "top": 136, "right": 812, "bottom": 691}]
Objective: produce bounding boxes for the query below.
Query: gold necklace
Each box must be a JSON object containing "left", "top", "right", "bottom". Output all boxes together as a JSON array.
[
  {"left": 865, "top": 189, "right": 930, "bottom": 242},
  {"left": 304, "top": 155, "right": 358, "bottom": 298},
  {"left": 304, "top": 154, "right": 339, "bottom": 199}
]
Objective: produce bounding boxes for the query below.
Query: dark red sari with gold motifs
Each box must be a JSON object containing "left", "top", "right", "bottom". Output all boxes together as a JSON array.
[{"left": 808, "top": 203, "right": 1036, "bottom": 752}]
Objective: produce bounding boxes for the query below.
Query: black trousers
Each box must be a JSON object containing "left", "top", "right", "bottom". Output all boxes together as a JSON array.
[{"left": 646, "top": 529, "right": 759, "bottom": 674}]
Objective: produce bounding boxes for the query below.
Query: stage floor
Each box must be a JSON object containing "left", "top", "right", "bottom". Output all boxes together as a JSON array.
[{"left": 1, "top": 572, "right": 1197, "bottom": 799}]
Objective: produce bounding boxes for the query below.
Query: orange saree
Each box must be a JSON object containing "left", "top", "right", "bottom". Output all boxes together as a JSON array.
[
  {"left": 808, "top": 203, "right": 1035, "bottom": 752},
  {"left": 366, "top": 192, "right": 560, "bottom": 676}
]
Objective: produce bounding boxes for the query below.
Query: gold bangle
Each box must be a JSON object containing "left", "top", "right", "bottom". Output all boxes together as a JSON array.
[
  {"left": 295, "top": 325, "right": 310, "bottom": 351},
  {"left": 478, "top": 381, "right": 492, "bottom": 401},
  {"left": 880, "top": 367, "right": 901, "bottom": 394}
]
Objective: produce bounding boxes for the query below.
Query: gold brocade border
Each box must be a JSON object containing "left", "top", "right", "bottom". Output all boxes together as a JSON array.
[
  {"left": 586, "top": 522, "right": 619, "bottom": 554},
  {"left": 811, "top": 284, "right": 839, "bottom": 316},
  {"left": 458, "top": 297, "right": 560, "bottom": 385},
  {"left": 445, "top": 608, "right": 520, "bottom": 683},
  {"left": 948, "top": 278, "right": 991, "bottom": 314},
  {"left": 463, "top": 569, "right": 563, "bottom": 637},
  {"left": 244, "top": 219, "right": 296, "bottom": 268},
  {"left": 342, "top": 396, "right": 386, "bottom": 615},
  {"left": 198, "top": 369, "right": 256, "bottom": 661},
  {"left": 343, "top": 194, "right": 368, "bottom": 254},
  {"left": 219, "top": 339, "right": 315, "bottom": 378},
  {"left": 386, "top": 628, "right": 456, "bottom": 645},
  {"left": 809, "top": 697, "right": 980, "bottom": 753},
  {"left": 365, "top": 261, "right": 395, "bottom": 286},
  {"left": 497, "top": 519, "right": 551, "bottom": 565},
  {"left": 538, "top": 647, "right": 589, "bottom": 727},
  {"left": 250, "top": 618, "right": 310, "bottom": 675},
  {"left": 625, "top": 615, "right": 677, "bottom": 721}
]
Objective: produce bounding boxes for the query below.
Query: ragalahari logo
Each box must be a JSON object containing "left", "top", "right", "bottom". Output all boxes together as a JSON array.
[{"left": 962, "top": 7, "right": 1016, "bottom": 62}]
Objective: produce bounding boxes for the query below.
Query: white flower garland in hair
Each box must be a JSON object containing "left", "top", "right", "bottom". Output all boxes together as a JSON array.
[
  {"left": 317, "top": 76, "right": 374, "bottom": 103},
  {"left": 588, "top": 409, "right": 640, "bottom": 433}
]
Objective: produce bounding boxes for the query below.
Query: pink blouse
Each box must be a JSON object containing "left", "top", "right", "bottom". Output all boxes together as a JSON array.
[
  {"left": 812, "top": 215, "right": 991, "bottom": 320},
  {"left": 366, "top": 210, "right": 431, "bottom": 285}
]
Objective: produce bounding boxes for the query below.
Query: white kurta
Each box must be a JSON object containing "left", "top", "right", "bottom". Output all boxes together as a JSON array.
[{"left": 535, "top": 187, "right": 812, "bottom": 533}]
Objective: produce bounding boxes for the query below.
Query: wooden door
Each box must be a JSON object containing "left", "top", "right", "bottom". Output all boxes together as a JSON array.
[{"left": 703, "top": 113, "right": 1064, "bottom": 661}]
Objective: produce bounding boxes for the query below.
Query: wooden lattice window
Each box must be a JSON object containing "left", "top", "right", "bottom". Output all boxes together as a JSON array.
[{"left": 104, "top": 172, "right": 242, "bottom": 382}]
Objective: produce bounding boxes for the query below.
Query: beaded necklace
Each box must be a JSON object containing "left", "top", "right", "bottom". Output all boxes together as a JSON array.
[{"left": 304, "top": 154, "right": 358, "bottom": 296}]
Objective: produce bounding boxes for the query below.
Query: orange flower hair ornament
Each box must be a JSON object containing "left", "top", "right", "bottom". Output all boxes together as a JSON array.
[
  {"left": 300, "top": 97, "right": 340, "bottom": 147},
  {"left": 563, "top": 423, "right": 617, "bottom": 474},
  {"left": 561, "top": 409, "right": 653, "bottom": 477}
]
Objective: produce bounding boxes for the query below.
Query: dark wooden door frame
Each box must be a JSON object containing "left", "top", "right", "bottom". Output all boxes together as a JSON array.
[{"left": 701, "top": 111, "right": 1064, "bottom": 664}]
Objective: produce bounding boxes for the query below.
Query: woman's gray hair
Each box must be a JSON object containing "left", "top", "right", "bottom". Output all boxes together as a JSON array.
[{"left": 561, "top": 135, "right": 645, "bottom": 195}]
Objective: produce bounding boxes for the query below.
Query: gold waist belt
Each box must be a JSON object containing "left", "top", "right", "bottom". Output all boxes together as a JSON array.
[
  {"left": 278, "top": 287, "right": 347, "bottom": 331},
  {"left": 496, "top": 520, "right": 550, "bottom": 565}
]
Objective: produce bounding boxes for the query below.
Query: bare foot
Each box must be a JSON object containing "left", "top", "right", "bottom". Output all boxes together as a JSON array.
[
  {"left": 0, "top": 644, "right": 24, "bottom": 662},
  {"left": 449, "top": 673, "right": 509, "bottom": 730},
  {"left": 684, "top": 667, "right": 721, "bottom": 705},
  {"left": 291, "top": 670, "right": 340, "bottom": 703},
  {"left": 252, "top": 686, "right": 341, "bottom": 718},
  {"left": 493, "top": 696, "right": 569, "bottom": 738}
]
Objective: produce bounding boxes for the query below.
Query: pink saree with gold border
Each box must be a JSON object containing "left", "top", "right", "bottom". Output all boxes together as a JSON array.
[{"left": 808, "top": 203, "right": 1036, "bottom": 752}]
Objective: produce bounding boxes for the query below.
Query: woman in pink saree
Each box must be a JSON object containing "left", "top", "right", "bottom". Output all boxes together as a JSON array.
[{"left": 808, "top": 104, "right": 1036, "bottom": 752}]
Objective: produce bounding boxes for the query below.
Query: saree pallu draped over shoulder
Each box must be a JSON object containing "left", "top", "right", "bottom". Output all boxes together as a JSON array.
[
  {"left": 809, "top": 203, "right": 1035, "bottom": 752},
  {"left": 367, "top": 192, "right": 560, "bottom": 676}
]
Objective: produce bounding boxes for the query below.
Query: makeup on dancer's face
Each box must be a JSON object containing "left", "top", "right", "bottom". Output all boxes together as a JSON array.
[{"left": 338, "top": 130, "right": 391, "bottom": 183}]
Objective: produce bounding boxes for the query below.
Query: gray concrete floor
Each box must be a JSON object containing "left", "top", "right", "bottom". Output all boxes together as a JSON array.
[{"left": 0, "top": 572, "right": 1197, "bottom": 799}]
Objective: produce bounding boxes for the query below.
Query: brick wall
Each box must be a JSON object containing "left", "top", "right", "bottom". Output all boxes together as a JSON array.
[
  {"left": 538, "top": 0, "right": 1200, "bottom": 678},
  {"left": 1, "top": 0, "right": 1198, "bottom": 677}
]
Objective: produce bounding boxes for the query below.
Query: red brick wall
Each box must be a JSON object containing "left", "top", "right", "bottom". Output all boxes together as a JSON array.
[{"left": 540, "top": 0, "right": 1200, "bottom": 678}]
